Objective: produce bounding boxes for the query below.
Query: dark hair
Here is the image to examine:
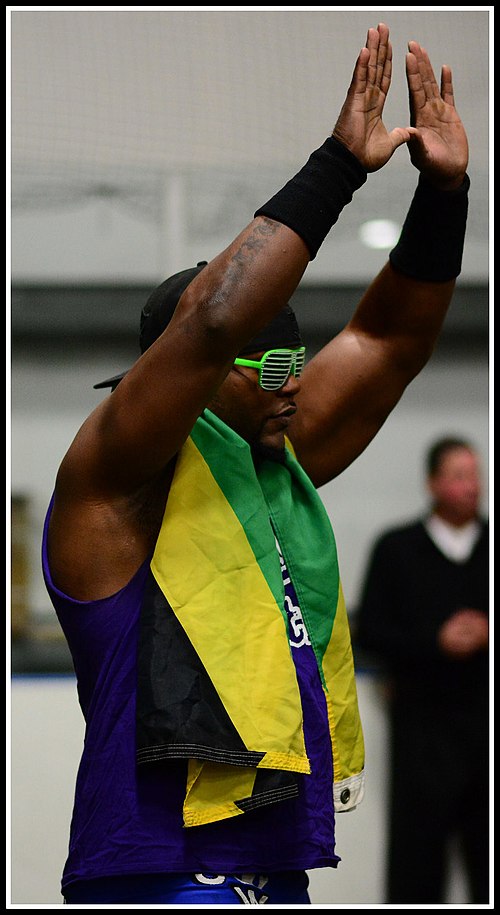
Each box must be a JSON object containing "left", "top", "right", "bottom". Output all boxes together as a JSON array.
[{"left": 425, "top": 436, "right": 475, "bottom": 477}]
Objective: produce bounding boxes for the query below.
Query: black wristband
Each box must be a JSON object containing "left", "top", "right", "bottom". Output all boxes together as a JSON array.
[
  {"left": 254, "top": 136, "right": 367, "bottom": 260},
  {"left": 389, "top": 173, "right": 470, "bottom": 282}
]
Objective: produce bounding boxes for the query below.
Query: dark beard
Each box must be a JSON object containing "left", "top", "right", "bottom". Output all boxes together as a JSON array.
[{"left": 251, "top": 441, "right": 286, "bottom": 465}]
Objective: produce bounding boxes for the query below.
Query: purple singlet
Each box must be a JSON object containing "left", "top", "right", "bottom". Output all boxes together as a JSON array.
[{"left": 42, "top": 497, "right": 338, "bottom": 896}]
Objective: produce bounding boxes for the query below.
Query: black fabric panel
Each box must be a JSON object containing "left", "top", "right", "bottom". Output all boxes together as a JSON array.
[
  {"left": 136, "top": 571, "right": 259, "bottom": 764},
  {"left": 236, "top": 767, "right": 300, "bottom": 814}
]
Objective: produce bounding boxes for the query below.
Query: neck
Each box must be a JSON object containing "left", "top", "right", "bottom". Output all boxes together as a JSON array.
[
  {"left": 251, "top": 442, "right": 286, "bottom": 466},
  {"left": 432, "top": 507, "right": 478, "bottom": 529}
]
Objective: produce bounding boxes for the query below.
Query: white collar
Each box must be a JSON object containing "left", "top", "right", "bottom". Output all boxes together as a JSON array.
[{"left": 425, "top": 514, "right": 481, "bottom": 563}]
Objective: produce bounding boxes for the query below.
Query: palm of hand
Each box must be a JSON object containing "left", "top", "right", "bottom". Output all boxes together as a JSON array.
[
  {"left": 333, "top": 26, "right": 468, "bottom": 187},
  {"left": 334, "top": 69, "right": 413, "bottom": 173},
  {"left": 408, "top": 104, "right": 469, "bottom": 187},
  {"left": 362, "top": 104, "right": 401, "bottom": 172},
  {"left": 406, "top": 47, "right": 469, "bottom": 187}
]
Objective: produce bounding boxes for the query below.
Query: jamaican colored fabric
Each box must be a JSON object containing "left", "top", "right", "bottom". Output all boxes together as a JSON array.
[{"left": 136, "top": 409, "right": 364, "bottom": 826}]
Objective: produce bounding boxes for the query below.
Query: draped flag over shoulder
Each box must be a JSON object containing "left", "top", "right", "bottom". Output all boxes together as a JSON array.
[{"left": 136, "top": 409, "right": 364, "bottom": 826}]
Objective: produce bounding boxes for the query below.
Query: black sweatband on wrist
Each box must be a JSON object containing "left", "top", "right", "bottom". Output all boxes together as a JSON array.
[
  {"left": 389, "top": 173, "right": 470, "bottom": 282},
  {"left": 254, "top": 136, "right": 367, "bottom": 260}
]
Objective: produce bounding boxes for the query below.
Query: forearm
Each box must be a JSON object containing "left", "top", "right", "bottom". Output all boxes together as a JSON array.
[
  {"left": 350, "top": 263, "right": 456, "bottom": 376},
  {"left": 357, "top": 589, "right": 447, "bottom": 666},
  {"left": 349, "top": 175, "right": 469, "bottom": 374},
  {"left": 175, "top": 137, "right": 367, "bottom": 356},
  {"left": 176, "top": 218, "right": 309, "bottom": 359},
  {"left": 254, "top": 136, "right": 367, "bottom": 259},
  {"left": 389, "top": 173, "right": 470, "bottom": 282}
]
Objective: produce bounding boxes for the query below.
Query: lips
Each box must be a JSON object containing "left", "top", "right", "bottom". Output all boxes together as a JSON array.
[
  {"left": 270, "top": 405, "right": 297, "bottom": 425},
  {"left": 275, "top": 405, "right": 297, "bottom": 419}
]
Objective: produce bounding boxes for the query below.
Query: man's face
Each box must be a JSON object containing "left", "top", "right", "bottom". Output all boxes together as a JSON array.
[
  {"left": 428, "top": 447, "right": 482, "bottom": 524},
  {"left": 207, "top": 352, "right": 301, "bottom": 461}
]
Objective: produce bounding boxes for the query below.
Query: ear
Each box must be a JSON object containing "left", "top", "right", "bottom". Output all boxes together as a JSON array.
[{"left": 426, "top": 473, "right": 441, "bottom": 503}]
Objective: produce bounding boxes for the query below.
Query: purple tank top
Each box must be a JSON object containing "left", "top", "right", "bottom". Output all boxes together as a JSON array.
[{"left": 42, "top": 497, "right": 338, "bottom": 891}]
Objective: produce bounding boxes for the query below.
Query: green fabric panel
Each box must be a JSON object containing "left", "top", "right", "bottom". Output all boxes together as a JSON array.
[
  {"left": 192, "top": 410, "right": 340, "bottom": 680},
  {"left": 258, "top": 452, "right": 340, "bottom": 682},
  {"left": 190, "top": 410, "right": 286, "bottom": 616}
]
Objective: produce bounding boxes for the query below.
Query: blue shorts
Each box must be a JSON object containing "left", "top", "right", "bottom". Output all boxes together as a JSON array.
[{"left": 63, "top": 871, "right": 311, "bottom": 904}]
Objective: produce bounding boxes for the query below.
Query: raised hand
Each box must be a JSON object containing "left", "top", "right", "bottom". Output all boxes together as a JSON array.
[
  {"left": 332, "top": 23, "right": 417, "bottom": 172},
  {"left": 405, "top": 41, "right": 469, "bottom": 190}
]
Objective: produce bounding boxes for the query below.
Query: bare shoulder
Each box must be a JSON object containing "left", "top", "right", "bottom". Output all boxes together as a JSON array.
[
  {"left": 47, "top": 441, "right": 176, "bottom": 602},
  {"left": 288, "top": 325, "right": 409, "bottom": 487}
]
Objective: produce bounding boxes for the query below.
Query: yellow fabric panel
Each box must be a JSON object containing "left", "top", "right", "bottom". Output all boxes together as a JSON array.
[
  {"left": 321, "top": 582, "right": 365, "bottom": 781},
  {"left": 257, "top": 751, "right": 310, "bottom": 773},
  {"left": 184, "top": 758, "right": 254, "bottom": 826},
  {"left": 151, "top": 436, "right": 308, "bottom": 763}
]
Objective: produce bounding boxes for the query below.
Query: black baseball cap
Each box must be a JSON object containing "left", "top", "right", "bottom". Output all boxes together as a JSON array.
[{"left": 94, "top": 260, "right": 302, "bottom": 390}]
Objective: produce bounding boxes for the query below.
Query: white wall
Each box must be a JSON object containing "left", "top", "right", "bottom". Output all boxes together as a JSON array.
[{"left": 10, "top": 9, "right": 490, "bottom": 286}]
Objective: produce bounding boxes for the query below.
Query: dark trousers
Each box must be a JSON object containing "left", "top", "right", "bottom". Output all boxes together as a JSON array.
[{"left": 386, "top": 698, "right": 489, "bottom": 904}]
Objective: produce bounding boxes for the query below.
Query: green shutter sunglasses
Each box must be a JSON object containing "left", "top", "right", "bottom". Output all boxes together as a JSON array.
[{"left": 234, "top": 346, "right": 306, "bottom": 391}]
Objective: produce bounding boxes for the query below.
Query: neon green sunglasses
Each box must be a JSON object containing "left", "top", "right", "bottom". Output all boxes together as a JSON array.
[{"left": 234, "top": 346, "right": 306, "bottom": 391}]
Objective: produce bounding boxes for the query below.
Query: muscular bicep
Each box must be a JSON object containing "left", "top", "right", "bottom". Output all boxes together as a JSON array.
[
  {"left": 290, "top": 264, "right": 455, "bottom": 486},
  {"left": 59, "top": 220, "right": 310, "bottom": 499},
  {"left": 290, "top": 327, "right": 409, "bottom": 486},
  {"left": 62, "top": 322, "right": 235, "bottom": 499}
]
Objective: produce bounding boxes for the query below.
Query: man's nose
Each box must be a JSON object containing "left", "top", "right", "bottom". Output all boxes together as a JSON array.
[{"left": 279, "top": 372, "right": 301, "bottom": 395}]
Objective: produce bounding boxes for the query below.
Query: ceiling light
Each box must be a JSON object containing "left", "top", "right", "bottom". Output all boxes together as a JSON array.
[{"left": 359, "top": 219, "right": 400, "bottom": 249}]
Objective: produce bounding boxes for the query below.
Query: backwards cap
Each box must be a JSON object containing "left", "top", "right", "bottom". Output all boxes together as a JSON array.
[{"left": 94, "top": 260, "right": 302, "bottom": 390}]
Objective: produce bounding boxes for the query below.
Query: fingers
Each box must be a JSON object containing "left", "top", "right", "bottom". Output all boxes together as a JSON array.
[
  {"left": 407, "top": 40, "right": 441, "bottom": 102},
  {"left": 350, "top": 46, "right": 370, "bottom": 95},
  {"left": 389, "top": 125, "right": 419, "bottom": 152},
  {"left": 350, "top": 22, "right": 391, "bottom": 99},
  {"left": 406, "top": 41, "right": 456, "bottom": 125},
  {"left": 381, "top": 37, "right": 393, "bottom": 98},
  {"left": 440, "top": 64, "right": 455, "bottom": 107},
  {"left": 405, "top": 50, "right": 426, "bottom": 123},
  {"left": 365, "top": 22, "right": 392, "bottom": 94}
]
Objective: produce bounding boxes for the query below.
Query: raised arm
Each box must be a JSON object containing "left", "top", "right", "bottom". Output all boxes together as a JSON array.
[
  {"left": 53, "top": 24, "right": 412, "bottom": 504},
  {"left": 48, "top": 23, "right": 452, "bottom": 599},
  {"left": 291, "top": 33, "right": 470, "bottom": 487}
]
